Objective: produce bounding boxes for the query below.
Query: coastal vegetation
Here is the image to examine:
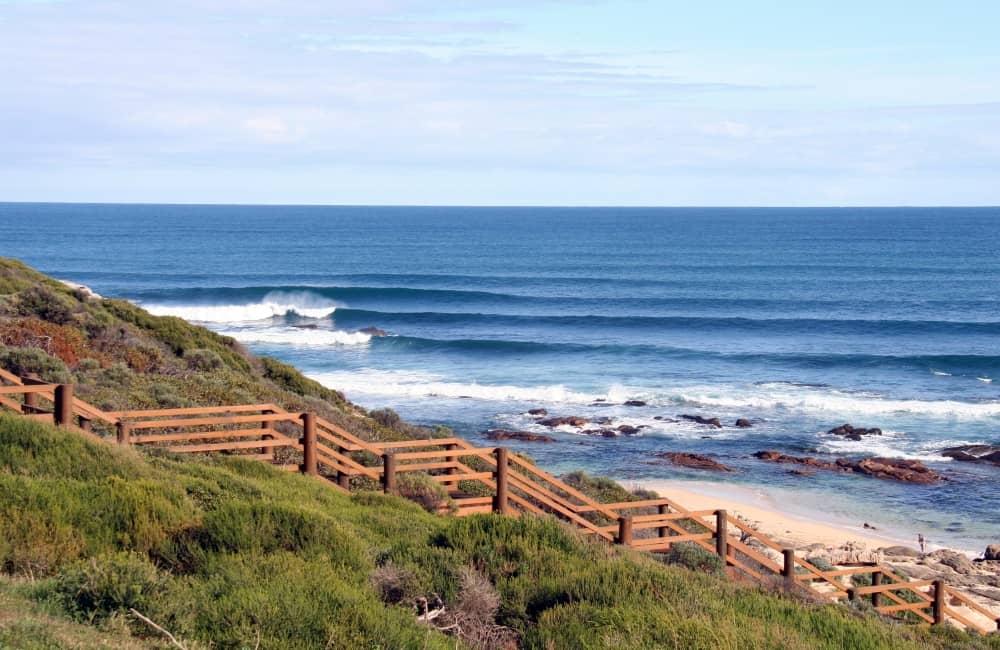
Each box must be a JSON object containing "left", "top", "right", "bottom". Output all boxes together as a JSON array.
[
  {"left": 2, "top": 414, "right": 997, "bottom": 649},
  {"left": 1, "top": 257, "right": 998, "bottom": 648}
]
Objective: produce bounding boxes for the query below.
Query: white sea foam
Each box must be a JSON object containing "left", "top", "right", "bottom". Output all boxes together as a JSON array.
[
  {"left": 931, "top": 370, "right": 952, "bottom": 376},
  {"left": 143, "top": 291, "right": 337, "bottom": 322},
  {"left": 678, "top": 386, "right": 1000, "bottom": 420},
  {"left": 977, "top": 377, "right": 993, "bottom": 383},
  {"left": 308, "top": 369, "right": 602, "bottom": 404},
  {"left": 218, "top": 327, "right": 370, "bottom": 347}
]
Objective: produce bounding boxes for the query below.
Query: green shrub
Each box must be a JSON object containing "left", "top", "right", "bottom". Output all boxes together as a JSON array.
[
  {"left": 16, "top": 285, "right": 76, "bottom": 325},
  {"left": 184, "top": 348, "right": 223, "bottom": 371},
  {"left": 662, "top": 542, "right": 725, "bottom": 576},
  {"left": 53, "top": 552, "right": 167, "bottom": 624},
  {"left": 0, "top": 344, "right": 70, "bottom": 382},
  {"left": 395, "top": 472, "right": 454, "bottom": 513}
]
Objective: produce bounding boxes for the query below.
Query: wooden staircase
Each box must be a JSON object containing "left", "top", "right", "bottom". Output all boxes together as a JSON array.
[{"left": 1, "top": 368, "right": 997, "bottom": 635}]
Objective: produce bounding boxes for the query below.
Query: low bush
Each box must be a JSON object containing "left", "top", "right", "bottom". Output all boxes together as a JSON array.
[
  {"left": 661, "top": 542, "right": 726, "bottom": 576},
  {"left": 52, "top": 552, "right": 167, "bottom": 624},
  {"left": 396, "top": 472, "right": 455, "bottom": 513}
]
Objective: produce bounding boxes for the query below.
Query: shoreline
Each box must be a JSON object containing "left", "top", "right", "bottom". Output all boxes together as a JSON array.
[{"left": 631, "top": 478, "right": 930, "bottom": 554}]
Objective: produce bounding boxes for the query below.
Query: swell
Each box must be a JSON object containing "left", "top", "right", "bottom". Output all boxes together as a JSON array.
[
  {"left": 128, "top": 286, "right": 1000, "bottom": 321},
  {"left": 333, "top": 308, "right": 1000, "bottom": 337},
  {"left": 376, "top": 335, "right": 1000, "bottom": 373}
]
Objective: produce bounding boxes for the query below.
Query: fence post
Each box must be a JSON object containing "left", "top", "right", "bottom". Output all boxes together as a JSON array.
[
  {"left": 847, "top": 588, "right": 857, "bottom": 603},
  {"left": 715, "top": 510, "right": 728, "bottom": 561},
  {"left": 617, "top": 516, "right": 633, "bottom": 546},
  {"left": 382, "top": 453, "right": 396, "bottom": 494},
  {"left": 54, "top": 384, "right": 73, "bottom": 427},
  {"left": 260, "top": 409, "right": 275, "bottom": 461},
  {"left": 871, "top": 571, "right": 883, "bottom": 608},
  {"left": 657, "top": 504, "right": 669, "bottom": 539},
  {"left": 116, "top": 421, "right": 131, "bottom": 445},
  {"left": 22, "top": 373, "right": 40, "bottom": 413},
  {"left": 493, "top": 447, "right": 509, "bottom": 514},
  {"left": 932, "top": 580, "right": 945, "bottom": 625},
  {"left": 782, "top": 549, "right": 796, "bottom": 590},
  {"left": 300, "top": 413, "right": 317, "bottom": 477},
  {"left": 445, "top": 443, "right": 459, "bottom": 488}
]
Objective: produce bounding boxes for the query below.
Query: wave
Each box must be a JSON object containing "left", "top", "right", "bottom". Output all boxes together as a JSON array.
[
  {"left": 142, "top": 291, "right": 338, "bottom": 322},
  {"left": 677, "top": 386, "right": 1000, "bottom": 419},
  {"left": 130, "top": 285, "right": 1000, "bottom": 323},
  {"left": 307, "top": 370, "right": 598, "bottom": 403},
  {"left": 331, "top": 307, "right": 1000, "bottom": 336},
  {"left": 217, "top": 327, "right": 370, "bottom": 346},
  {"left": 307, "top": 370, "right": 1000, "bottom": 421}
]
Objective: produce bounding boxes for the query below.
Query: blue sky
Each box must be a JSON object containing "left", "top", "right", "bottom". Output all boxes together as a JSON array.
[{"left": 1, "top": 0, "right": 998, "bottom": 205}]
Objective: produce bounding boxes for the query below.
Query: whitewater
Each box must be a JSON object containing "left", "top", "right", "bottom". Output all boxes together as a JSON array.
[{"left": 2, "top": 203, "right": 998, "bottom": 551}]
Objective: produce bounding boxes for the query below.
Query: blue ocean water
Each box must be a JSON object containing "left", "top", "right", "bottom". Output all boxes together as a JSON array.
[{"left": 2, "top": 203, "right": 998, "bottom": 550}]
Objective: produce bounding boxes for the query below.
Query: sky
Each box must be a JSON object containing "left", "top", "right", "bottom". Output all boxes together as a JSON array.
[{"left": 1, "top": 0, "right": 998, "bottom": 206}]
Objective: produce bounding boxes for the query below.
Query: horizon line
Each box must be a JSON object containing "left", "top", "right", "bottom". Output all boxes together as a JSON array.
[{"left": 2, "top": 201, "right": 999, "bottom": 210}]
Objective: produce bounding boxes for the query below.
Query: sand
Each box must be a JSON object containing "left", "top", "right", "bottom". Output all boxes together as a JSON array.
[{"left": 632, "top": 479, "right": 914, "bottom": 552}]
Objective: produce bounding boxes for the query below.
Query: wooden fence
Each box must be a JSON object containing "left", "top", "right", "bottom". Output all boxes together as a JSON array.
[{"left": 0, "top": 370, "right": 997, "bottom": 635}]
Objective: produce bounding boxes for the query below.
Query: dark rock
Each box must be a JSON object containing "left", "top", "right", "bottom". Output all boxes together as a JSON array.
[
  {"left": 735, "top": 418, "right": 753, "bottom": 428},
  {"left": 527, "top": 408, "right": 548, "bottom": 417},
  {"left": 538, "top": 416, "right": 588, "bottom": 428},
  {"left": 358, "top": 326, "right": 389, "bottom": 337},
  {"left": 863, "top": 522, "right": 877, "bottom": 530},
  {"left": 941, "top": 444, "right": 1000, "bottom": 465},
  {"left": 292, "top": 323, "right": 319, "bottom": 329},
  {"left": 482, "top": 429, "right": 556, "bottom": 443},
  {"left": 753, "top": 450, "right": 841, "bottom": 471},
  {"left": 985, "top": 545, "right": 1000, "bottom": 561},
  {"left": 656, "top": 452, "right": 733, "bottom": 472},
  {"left": 594, "top": 416, "right": 614, "bottom": 425},
  {"left": 623, "top": 400, "right": 647, "bottom": 407},
  {"left": 788, "top": 469, "right": 816, "bottom": 476},
  {"left": 844, "top": 457, "right": 943, "bottom": 484},
  {"left": 827, "top": 423, "right": 883, "bottom": 440},
  {"left": 617, "top": 425, "right": 640, "bottom": 435},
  {"left": 680, "top": 414, "right": 723, "bottom": 428},
  {"left": 581, "top": 428, "right": 617, "bottom": 437}
]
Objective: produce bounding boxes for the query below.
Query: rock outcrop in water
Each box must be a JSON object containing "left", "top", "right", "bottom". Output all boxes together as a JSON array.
[
  {"left": 358, "top": 326, "right": 389, "bottom": 337},
  {"left": 753, "top": 450, "right": 840, "bottom": 471},
  {"left": 538, "top": 416, "right": 588, "bottom": 428},
  {"left": 754, "top": 450, "right": 943, "bottom": 483},
  {"left": 827, "top": 423, "right": 883, "bottom": 441},
  {"left": 940, "top": 444, "right": 1000, "bottom": 465},
  {"left": 656, "top": 452, "right": 733, "bottom": 472},
  {"left": 482, "top": 429, "right": 556, "bottom": 443},
  {"left": 735, "top": 418, "right": 753, "bottom": 428},
  {"left": 623, "top": 400, "right": 647, "bottom": 407},
  {"left": 680, "top": 414, "right": 723, "bottom": 428},
  {"left": 527, "top": 408, "right": 548, "bottom": 417}
]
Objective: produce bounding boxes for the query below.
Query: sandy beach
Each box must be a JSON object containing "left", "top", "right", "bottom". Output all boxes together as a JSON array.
[{"left": 633, "top": 479, "right": 930, "bottom": 553}]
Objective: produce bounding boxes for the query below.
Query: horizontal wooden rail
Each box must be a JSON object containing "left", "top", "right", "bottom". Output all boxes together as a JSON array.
[
  {"left": 876, "top": 601, "right": 932, "bottom": 615},
  {"left": 133, "top": 428, "right": 285, "bottom": 444},
  {"left": 126, "top": 413, "right": 295, "bottom": 429},
  {"left": 0, "top": 385, "right": 56, "bottom": 395},
  {"left": 852, "top": 579, "right": 935, "bottom": 596}
]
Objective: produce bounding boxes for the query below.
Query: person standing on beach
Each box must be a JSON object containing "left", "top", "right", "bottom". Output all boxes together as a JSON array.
[{"left": 918, "top": 533, "right": 926, "bottom": 553}]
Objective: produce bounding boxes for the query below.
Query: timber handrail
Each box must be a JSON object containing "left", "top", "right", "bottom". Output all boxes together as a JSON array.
[{"left": 0, "top": 374, "right": 996, "bottom": 635}]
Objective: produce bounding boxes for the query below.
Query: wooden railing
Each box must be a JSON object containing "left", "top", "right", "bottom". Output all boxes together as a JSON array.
[{"left": 0, "top": 374, "right": 997, "bottom": 635}]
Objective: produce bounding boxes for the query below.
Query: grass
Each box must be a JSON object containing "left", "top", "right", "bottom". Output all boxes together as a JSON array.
[{"left": 2, "top": 414, "right": 998, "bottom": 649}]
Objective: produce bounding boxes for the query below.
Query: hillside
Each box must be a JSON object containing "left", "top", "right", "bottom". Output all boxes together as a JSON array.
[
  {"left": 0, "top": 257, "right": 437, "bottom": 444},
  {"left": 3, "top": 414, "right": 997, "bottom": 649}
]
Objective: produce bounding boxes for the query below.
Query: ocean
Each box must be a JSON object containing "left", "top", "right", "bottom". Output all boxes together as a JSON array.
[{"left": 2, "top": 203, "right": 998, "bottom": 551}]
